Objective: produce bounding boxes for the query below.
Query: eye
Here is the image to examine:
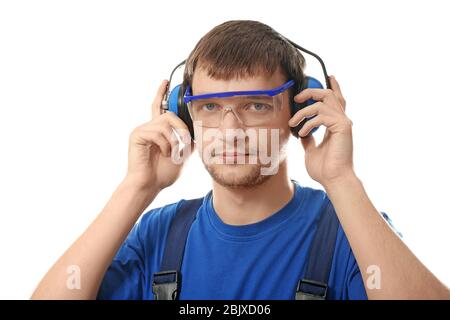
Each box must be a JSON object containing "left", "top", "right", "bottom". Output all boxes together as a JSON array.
[
  {"left": 247, "top": 103, "right": 272, "bottom": 111},
  {"left": 201, "top": 103, "right": 219, "bottom": 111}
]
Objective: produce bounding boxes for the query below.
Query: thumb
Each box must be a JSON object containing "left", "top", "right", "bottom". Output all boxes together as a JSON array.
[{"left": 151, "top": 79, "right": 169, "bottom": 119}]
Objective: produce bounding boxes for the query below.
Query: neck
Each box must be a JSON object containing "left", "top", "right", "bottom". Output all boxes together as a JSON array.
[{"left": 212, "top": 161, "right": 295, "bottom": 225}]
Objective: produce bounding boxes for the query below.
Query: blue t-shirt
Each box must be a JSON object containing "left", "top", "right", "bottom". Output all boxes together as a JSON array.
[{"left": 97, "top": 181, "right": 371, "bottom": 300}]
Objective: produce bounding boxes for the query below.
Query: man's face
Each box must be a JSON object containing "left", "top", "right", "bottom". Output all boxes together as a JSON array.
[{"left": 191, "top": 66, "right": 292, "bottom": 188}]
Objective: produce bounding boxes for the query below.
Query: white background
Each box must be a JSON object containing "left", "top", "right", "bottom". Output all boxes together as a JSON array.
[{"left": 0, "top": 0, "right": 449, "bottom": 299}]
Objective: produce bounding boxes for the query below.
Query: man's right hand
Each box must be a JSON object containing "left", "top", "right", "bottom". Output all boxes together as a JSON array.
[
  {"left": 126, "top": 80, "right": 194, "bottom": 192},
  {"left": 31, "top": 80, "right": 194, "bottom": 300}
]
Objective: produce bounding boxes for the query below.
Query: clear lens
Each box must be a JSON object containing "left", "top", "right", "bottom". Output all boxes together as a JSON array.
[{"left": 187, "top": 93, "right": 284, "bottom": 127}]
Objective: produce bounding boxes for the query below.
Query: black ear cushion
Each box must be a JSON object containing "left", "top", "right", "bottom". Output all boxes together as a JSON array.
[
  {"left": 177, "top": 83, "right": 195, "bottom": 139},
  {"left": 290, "top": 80, "right": 308, "bottom": 138}
]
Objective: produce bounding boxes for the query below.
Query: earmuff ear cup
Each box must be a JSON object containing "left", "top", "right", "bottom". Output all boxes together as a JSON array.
[
  {"left": 290, "top": 80, "right": 308, "bottom": 139},
  {"left": 289, "top": 76, "right": 324, "bottom": 139},
  {"left": 167, "top": 84, "right": 195, "bottom": 140},
  {"left": 177, "top": 83, "right": 195, "bottom": 140}
]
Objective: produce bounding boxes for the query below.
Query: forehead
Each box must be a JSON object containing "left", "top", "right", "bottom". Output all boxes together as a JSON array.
[{"left": 191, "top": 66, "right": 287, "bottom": 95}]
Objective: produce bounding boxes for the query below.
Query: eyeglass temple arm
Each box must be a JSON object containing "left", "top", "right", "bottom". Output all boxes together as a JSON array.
[
  {"left": 162, "top": 59, "right": 187, "bottom": 111},
  {"left": 283, "top": 37, "right": 331, "bottom": 90}
]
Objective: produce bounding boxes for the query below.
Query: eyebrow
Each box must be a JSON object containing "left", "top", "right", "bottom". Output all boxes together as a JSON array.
[
  {"left": 191, "top": 95, "right": 274, "bottom": 102},
  {"left": 243, "top": 95, "right": 273, "bottom": 100}
]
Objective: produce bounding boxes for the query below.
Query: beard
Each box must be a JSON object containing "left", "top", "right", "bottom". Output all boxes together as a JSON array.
[
  {"left": 203, "top": 162, "right": 271, "bottom": 189},
  {"left": 197, "top": 126, "right": 290, "bottom": 189}
]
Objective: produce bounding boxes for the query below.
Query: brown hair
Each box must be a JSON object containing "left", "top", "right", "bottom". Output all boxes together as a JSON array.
[{"left": 183, "top": 20, "right": 307, "bottom": 102}]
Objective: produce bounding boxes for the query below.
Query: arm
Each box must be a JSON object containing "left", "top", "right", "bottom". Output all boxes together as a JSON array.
[
  {"left": 31, "top": 179, "right": 159, "bottom": 299},
  {"left": 31, "top": 80, "right": 193, "bottom": 299},
  {"left": 290, "top": 75, "right": 450, "bottom": 299},
  {"left": 324, "top": 173, "right": 450, "bottom": 299}
]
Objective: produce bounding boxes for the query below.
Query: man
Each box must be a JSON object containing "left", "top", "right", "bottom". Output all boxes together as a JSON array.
[{"left": 32, "top": 20, "right": 449, "bottom": 300}]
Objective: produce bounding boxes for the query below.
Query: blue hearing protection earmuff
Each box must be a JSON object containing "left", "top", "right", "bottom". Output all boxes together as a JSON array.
[
  {"left": 161, "top": 35, "right": 330, "bottom": 140},
  {"left": 167, "top": 84, "right": 183, "bottom": 114},
  {"left": 291, "top": 75, "right": 324, "bottom": 138}
]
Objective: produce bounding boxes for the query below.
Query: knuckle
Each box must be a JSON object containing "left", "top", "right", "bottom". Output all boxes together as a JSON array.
[
  {"left": 294, "top": 110, "right": 304, "bottom": 120},
  {"left": 160, "top": 122, "right": 172, "bottom": 133},
  {"left": 162, "top": 111, "right": 186, "bottom": 127},
  {"left": 302, "top": 122, "right": 312, "bottom": 132},
  {"left": 341, "top": 117, "right": 353, "bottom": 128},
  {"left": 153, "top": 130, "right": 165, "bottom": 139},
  {"left": 316, "top": 101, "right": 324, "bottom": 109},
  {"left": 347, "top": 118, "right": 353, "bottom": 127},
  {"left": 163, "top": 111, "right": 178, "bottom": 121},
  {"left": 144, "top": 130, "right": 161, "bottom": 141},
  {"left": 130, "top": 126, "right": 143, "bottom": 139},
  {"left": 341, "top": 97, "right": 347, "bottom": 106}
]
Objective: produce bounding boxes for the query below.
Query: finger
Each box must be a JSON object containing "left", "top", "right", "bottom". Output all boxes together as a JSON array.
[
  {"left": 298, "top": 114, "right": 336, "bottom": 138},
  {"left": 139, "top": 130, "right": 171, "bottom": 157},
  {"left": 329, "top": 75, "right": 342, "bottom": 96},
  {"left": 144, "top": 119, "right": 191, "bottom": 159},
  {"left": 162, "top": 111, "right": 192, "bottom": 144},
  {"left": 154, "top": 124, "right": 181, "bottom": 155},
  {"left": 141, "top": 123, "right": 186, "bottom": 159},
  {"left": 329, "top": 75, "right": 346, "bottom": 110},
  {"left": 300, "top": 134, "right": 316, "bottom": 152},
  {"left": 294, "top": 88, "right": 335, "bottom": 104},
  {"left": 151, "top": 79, "right": 169, "bottom": 120},
  {"left": 297, "top": 114, "right": 332, "bottom": 138},
  {"left": 179, "top": 139, "right": 196, "bottom": 160},
  {"left": 288, "top": 102, "right": 322, "bottom": 127}
]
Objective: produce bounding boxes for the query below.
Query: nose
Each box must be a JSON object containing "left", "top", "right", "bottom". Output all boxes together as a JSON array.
[{"left": 220, "top": 107, "right": 244, "bottom": 130}]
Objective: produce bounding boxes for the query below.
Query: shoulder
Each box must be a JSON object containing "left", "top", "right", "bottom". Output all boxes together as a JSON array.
[
  {"left": 134, "top": 197, "right": 206, "bottom": 247},
  {"left": 294, "top": 181, "right": 331, "bottom": 218},
  {"left": 138, "top": 200, "right": 181, "bottom": 230},
  {"left": 138, "top": 196, "right": 206, "bottom": 228},
  {"left": 136, "top": 199, "right": 184, "bottom": 241},
  {"left": 293, "top": 180, "right": 328, "bottom": 202}
]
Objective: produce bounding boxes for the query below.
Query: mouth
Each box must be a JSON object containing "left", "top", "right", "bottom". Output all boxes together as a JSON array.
[{"left": 219, "top": 152, "right": 250, "bottom": 159}]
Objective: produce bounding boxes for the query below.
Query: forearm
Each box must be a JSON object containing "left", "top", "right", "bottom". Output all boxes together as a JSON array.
[
  {"left": 324, "top": 173, "right": 450, "bottom": 299},
  {"left": 31, "top": 178, "right": 160, "bottom": 300}
]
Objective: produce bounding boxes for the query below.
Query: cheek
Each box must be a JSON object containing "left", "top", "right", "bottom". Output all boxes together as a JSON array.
[
  {"left": 194, "top": 128, "right": 218, "bottom": 163},
  {"left": 254, "top": 127, "right": 289, "bottom": 156},
  {"left": 268, "top": 109, "right": 292, "bottom": 147},
  {"left": 277, "top": 100, "right": 293, "bottom": 138}
]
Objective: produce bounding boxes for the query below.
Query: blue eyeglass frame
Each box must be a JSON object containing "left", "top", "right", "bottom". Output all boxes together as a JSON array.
[{"left": 183, "top": 79, "right": 295, "bottom": 104}]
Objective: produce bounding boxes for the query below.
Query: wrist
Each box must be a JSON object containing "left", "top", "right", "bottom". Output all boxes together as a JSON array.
[
  {"left": 322, "top": 170, "right": 361, "bottom": 192},
  {"left": 121, "top": 175, "right": 162, "bottom": 198}
]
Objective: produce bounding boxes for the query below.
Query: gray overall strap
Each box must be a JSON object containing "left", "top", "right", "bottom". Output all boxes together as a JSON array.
[
  {"left": 296, "top": 199, "right": 340, "bottom": 300},
  {"left": 152, "top": 197, "right": 203, "bottom": 300}
]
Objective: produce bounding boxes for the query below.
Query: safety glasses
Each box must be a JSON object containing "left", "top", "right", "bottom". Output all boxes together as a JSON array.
[{"left": 183, "top": 80, "right": 295, "bottom": 127}]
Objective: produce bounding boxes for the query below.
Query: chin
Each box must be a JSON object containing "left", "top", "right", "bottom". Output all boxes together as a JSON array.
[{"left": 204, "top": 163, "right": 271, "bottom": 188}]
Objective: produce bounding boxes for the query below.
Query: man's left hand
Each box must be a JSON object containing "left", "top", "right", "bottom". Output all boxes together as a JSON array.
[{"left": 288, "top": 75, "right": 355, "bottom": 187}]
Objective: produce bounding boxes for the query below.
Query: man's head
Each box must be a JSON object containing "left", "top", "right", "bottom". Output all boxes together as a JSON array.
[{"left": 182, "top": 20, "right": 306, "bottom": 188}]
